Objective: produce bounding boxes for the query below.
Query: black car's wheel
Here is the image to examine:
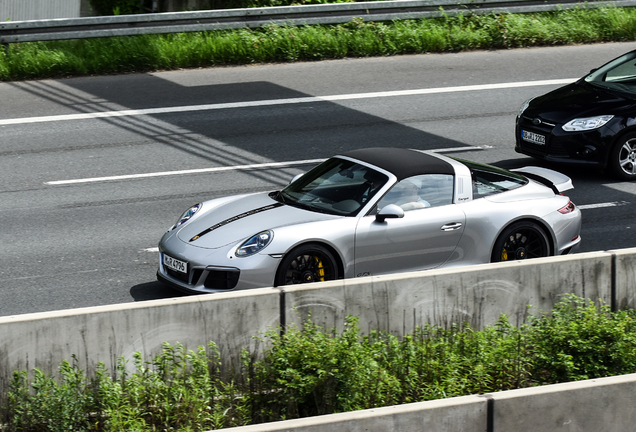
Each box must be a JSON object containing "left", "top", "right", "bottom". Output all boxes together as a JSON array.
[
  {"left": 491, "top": 221, "right": 550, "bottom": 262},
  {"left": 609, "top": 133, "right": 636, "bottom": 181},
  {"left": 275, "top": 244, "right": 339, "bottom": 286}
]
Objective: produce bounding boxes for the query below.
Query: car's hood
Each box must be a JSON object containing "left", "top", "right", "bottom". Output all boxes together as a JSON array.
[
  {"left": 176, "top": 192, "right": 338, "bottom": 249},
  {"left": 527, "top": 81, "right": 635, "bottom": 123}
]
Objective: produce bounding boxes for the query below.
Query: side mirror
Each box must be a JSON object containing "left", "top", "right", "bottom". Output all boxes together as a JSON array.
[
  {"left": 289, "top": 173, "right": 304, "bottom": 184},
  {"left": 375, "top": 204, "right": 404, "bottom": 223}
]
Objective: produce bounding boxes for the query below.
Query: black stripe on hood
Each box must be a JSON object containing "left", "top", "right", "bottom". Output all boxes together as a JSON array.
[{"left": 189, "top": 202, "right": 284, "bottom": 242}]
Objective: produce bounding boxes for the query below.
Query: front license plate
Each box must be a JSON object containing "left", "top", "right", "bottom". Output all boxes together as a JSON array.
[
  {"left": 163, "top": 254, "right": 188, "bottom": 274},
  {"left": 522, "top": 130, "right": 546, "bottom": 145}
]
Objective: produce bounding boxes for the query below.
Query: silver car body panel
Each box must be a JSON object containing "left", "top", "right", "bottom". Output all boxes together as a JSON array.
[{"left": 157, "top": 149, "right": 582, "bottom": 294}]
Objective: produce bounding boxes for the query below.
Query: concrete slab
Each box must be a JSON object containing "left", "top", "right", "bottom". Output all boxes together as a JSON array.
[
  {"left": 0, "top": 288, "right": 280, "bottom": 393},
  {"left": 214, "top": 394, "right": 487, "bottom": 432},
  {"left": 609, "top": 247, "right": 636, "bottom": 310},
  {"left": 283, "top": 252, "right": 612, "bottom": 335},
  {"left": 491, "top": 373, "right": 636, "bottom": 432}
]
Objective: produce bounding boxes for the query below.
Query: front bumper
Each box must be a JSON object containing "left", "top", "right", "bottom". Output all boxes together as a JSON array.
[
  {"left": 156, "top": 231, "right": 281, "bottom": 294},
  {"left": 157, "top": 264, "right": 241, "bottom": 294},
  {"left": 515, "top": 116, "right": 613, "bottom": 168}
]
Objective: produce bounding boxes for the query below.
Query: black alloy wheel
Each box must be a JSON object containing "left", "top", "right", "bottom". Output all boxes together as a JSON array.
[
  {"left": 609, "top": 133, "right": 636, "bottom": 181},
  {"left": 275, "top": 244, "right": 338, "bottom": 286},
  {"left": 491, "top": 221, "right": 550, "bottom": 262}
]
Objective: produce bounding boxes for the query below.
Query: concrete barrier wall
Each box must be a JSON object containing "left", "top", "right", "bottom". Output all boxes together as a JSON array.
[
  {"left": 612, "top": 247, "right": 636, "bottom": 310},
  {"left": 283, "top": 251, "right": 613, "bottom": 336},
  {"left": 215, "top": 373, "right": 636, "bottom": 432},
  {"left": 492, "top": 373, "right": 636, "bottom": 432},
  {"left": 216, "top": 394, "right": 488, "bottom": 432},
  {"left": 0, "top": 289, "right": 280, "bottom": 394},
  {"left": 0, "top": 248, "right": 634, "bottom": 400}
]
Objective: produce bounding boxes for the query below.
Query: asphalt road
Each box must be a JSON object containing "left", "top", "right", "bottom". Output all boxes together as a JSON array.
[{"left": 2, "top": 42, "right": 636, "bottom": 317}]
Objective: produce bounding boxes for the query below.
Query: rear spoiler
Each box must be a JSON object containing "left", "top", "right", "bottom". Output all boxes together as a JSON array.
[{"left": 510, "top": 166, "right": 574, "bottom": 193}]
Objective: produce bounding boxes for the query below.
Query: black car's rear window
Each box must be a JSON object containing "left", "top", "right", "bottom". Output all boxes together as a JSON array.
[{"left": 453, "top": 158, "right": 528, "bottom": 198}]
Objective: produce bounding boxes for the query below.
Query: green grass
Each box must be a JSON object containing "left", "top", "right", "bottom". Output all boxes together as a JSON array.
[
  {"left": 5, "top": 295, "right": 636, "bottom": 431},
  {"left": 2, "top": 6, "right": 636, "bottom": 81}
]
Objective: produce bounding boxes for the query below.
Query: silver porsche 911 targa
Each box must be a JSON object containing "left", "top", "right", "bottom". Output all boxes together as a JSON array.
[{"left": 157, "top": 148, "right": 581, "bottom": 294}]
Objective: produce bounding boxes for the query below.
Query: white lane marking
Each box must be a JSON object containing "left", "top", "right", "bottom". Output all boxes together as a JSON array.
[
  {"left": 45, "top": 145, "right": 491, "bottom": 185},
  {"left": 1, "top": 79, "right": 576, "bottom": 126},
  {"left": 430, "top": 145, "right": 493, "bottom": 153},
  {"left": 143, "top": 247, "right": 159, "bottom": 253},
  {"left": 46, "top": 159, "right": 325, "bottom": 185},
  {"left": 578, "top": 201, "right": 629, "bottom": 210}
]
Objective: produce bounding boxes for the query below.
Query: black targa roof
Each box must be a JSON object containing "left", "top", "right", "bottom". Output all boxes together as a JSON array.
[{"left": 340, "top": 148, "right": 454, "bottom": 181}]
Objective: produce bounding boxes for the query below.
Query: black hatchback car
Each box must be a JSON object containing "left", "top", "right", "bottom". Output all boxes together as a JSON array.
[{"left": 516, "top": 49, "right": 636, "bottom": 181}]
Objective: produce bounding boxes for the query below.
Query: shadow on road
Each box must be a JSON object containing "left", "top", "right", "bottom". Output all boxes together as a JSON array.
[{"left": 130, "top": 280, "right": 188, "bottom": 301}]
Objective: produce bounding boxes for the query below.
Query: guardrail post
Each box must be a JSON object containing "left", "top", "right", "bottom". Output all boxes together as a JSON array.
[
  {"left": 279, "top": 288, "right": 286, "bottom": 336},
  {"left": 487, "top": 395, "right": 494, "bottom": 432},
  {"left": 611, "top": 253, "right": 617, "bottom": 312}
]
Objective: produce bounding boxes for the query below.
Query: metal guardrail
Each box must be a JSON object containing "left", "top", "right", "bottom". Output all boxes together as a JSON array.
[{"left": 1, "top": 0, "right": 635, "bottom": 43}]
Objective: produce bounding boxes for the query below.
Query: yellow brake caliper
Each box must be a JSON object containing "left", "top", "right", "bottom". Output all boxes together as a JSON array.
[
  {"left": 502, "top": 248, "right": 509, "bottom": 261},
  {"left": 315, "top": 257, "right": 325, "bottom": 281}
]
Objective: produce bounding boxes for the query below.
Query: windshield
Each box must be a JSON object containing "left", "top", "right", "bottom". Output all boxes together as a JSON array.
[
  {"left": 276, "top": 158, "right": 389, "bottom": 216},
  {"left": 585, "top": 51, "right": 636, "bottom": 95}
]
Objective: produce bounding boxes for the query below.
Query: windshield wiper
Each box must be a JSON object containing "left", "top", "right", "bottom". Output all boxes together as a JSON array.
[{"left": 275, "top": 190, "right": 287, "bottom": 204}]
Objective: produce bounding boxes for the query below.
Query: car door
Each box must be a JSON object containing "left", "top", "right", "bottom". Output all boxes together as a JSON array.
[{"left": 353, "top": 174, "right": 466, "bottom": 277}]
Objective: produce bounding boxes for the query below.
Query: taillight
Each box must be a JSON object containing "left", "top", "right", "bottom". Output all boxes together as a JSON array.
[{"left": 558, "top": 201, "right": 576, "bottom": 214}]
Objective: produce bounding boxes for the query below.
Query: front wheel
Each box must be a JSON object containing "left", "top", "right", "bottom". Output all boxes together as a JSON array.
[
  {"left": 491, "top": 221, "right": 550, "bottom": 262},
  {"left": 275, "top": 244, "right": 339, "bottom": 286},
  {"left": 609, "top": 133, "right": 636, "bottom": 181}
]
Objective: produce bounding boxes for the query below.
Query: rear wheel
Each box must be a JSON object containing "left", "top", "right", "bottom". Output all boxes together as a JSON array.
[
  {"left": 275, "top": 244, "right": 339, "bottom": 286},
  {"left": 609, "top": 133, "right": 636, "bottom": 181},
  {"left": 491, "top": 221, "right": 550, "bottom": 262}
]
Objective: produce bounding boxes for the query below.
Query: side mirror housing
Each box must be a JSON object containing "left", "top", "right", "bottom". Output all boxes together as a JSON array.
[{"left": 375, "top": 204, "right": 404, "bottom": 223}]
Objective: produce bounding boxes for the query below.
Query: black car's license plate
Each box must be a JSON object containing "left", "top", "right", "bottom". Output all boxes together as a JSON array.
[
  {"left": 163, "top": 254, "right": 187, "bottom": 274},
  {"left": 522, "top": 130, "right": 546, "bottom": 145}
]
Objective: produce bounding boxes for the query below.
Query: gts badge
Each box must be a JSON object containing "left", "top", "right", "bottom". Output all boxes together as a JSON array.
[{"left": 357, "top": 272, "right": 371, "bottom": 277}]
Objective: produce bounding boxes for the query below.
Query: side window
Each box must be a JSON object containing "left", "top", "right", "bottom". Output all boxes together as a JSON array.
[
  {"left": 377, "top": 174, "right": 454, "bottom": 212},
  {"left": 472, "top": 169, "right": 526, "bottom": 198},
  {"left": 605, "top": 60, "right": 636, "bottom": 82}
]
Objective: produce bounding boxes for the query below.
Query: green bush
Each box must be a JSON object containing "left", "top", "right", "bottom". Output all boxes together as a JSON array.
[
  {"left": 6, "top": 343, "right": 250, "bottom": 431},
  {"left": 5, "top": 295, "right": 636, "bottom": 431},
  {"left": 526, "top": 295, "right": 636, "bottom": 383},
  {"left": 1, "top": 7, "right": 636, "bottom": 81}
]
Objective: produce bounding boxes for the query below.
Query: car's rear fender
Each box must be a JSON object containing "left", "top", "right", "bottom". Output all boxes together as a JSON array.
[{"left": 490, "top": 216, "right": 557, "bottom": 259}]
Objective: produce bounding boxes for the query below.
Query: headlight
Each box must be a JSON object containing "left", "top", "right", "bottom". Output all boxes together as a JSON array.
[
  {"left": 562, "top": 115, "right": 614, "bottom": 132},
  {"left": 172, "top": 203, "right": 201, "bottom": 230},
  {"left": 518, "top": 98, "right": 534, "bottom": 117},
  {"left": 236, "top": 231, "right": 273, "bottom": 257}
]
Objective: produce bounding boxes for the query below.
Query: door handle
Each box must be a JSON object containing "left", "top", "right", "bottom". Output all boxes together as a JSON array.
[{"left": 441, "top": 222, "right": 462, "bottom": 231}]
